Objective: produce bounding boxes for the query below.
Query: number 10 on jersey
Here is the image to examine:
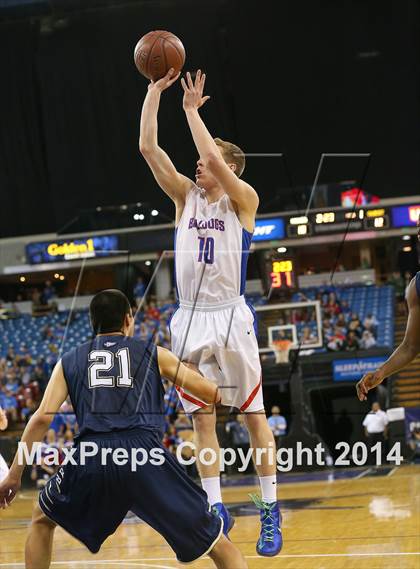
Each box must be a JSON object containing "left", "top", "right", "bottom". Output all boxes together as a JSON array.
[{"left": 198, "top": 237, "right": 215, "bottom": 264}]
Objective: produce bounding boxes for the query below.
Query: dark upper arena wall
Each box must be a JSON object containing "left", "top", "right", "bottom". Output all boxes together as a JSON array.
[{"left": 0, "top": 0, "right": 419, "bottom": 238}]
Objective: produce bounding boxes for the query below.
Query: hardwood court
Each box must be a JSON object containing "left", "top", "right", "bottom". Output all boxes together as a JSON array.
[{"left": 1, "top": 465, "right": 419, "bottom": 569}]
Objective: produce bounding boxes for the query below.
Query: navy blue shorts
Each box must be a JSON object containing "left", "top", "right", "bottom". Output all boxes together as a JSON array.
[{"left": 38, "top": 429, "right": 222, "bottom": 563}]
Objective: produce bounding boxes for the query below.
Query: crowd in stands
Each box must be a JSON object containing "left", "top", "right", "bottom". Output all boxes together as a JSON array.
[
  {"left": 0, "top": 348, "right": 50, "bottom": 425},
  {"left": 296, "top": 289, "right": 381, "bottom": 352}
]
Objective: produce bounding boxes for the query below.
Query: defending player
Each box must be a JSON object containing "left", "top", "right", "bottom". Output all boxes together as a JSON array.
[
  {"left": 0, "top": 405, "right": 9, "bottom": 483},
  {"left": 357, "top": 217, "right": 420, "bottom": 399},
  {"left": 139, "top": 69, "right": 282, "bottom": 556},
  {"left": 0, "top": 290, "right": 247, "bottom": 569},
  {"left": 357, "top": 270, "right": 420, "bottom": 400}
]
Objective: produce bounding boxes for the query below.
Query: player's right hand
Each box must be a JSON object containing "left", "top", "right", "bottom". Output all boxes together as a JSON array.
[
  {"left": 148, "top": 68, "right": 180, "bottom": 93},
  {"left": 0, "top": 475, "right": 21, "bottom": 509},
  {"left": 356, "top": 369, "right": 385, "bottom": 401}
]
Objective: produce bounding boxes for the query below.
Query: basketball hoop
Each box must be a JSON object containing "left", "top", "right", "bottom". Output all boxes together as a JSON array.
[{"left": 271, "top": 339, "right": 292, "bottom": 364}]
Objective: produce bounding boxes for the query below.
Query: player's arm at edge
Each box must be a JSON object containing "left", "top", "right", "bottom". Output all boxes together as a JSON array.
[
  {"left": 0, "top": 406, "right": 8, "bottom": 431},
  {"left": 0, "top": 361, "right": 68, "bottom": 506},
  {"left": 139, "top": 70, "right": 193, "bottom": 208},
  {"left": 157, "top": 347, "right": 220, "bottom": 405},
  {"left": 356, "top": 277, "right": 420, "bottom": 400}
]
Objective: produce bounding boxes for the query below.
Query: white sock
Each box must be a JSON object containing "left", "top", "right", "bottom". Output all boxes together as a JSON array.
[
  {"left": 201, "top": 476, "right": 222, "bottom": 506},
  {"left": 259, "top": 475, "right": 277, "bottom": 503}
]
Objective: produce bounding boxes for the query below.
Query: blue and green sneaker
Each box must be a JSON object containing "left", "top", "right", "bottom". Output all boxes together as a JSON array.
[{"left": 250, "top": 494, "right": 283, "bottom": 557}]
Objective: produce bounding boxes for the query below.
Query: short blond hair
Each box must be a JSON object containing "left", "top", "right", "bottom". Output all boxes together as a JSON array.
[{"left": 214, "top": 137, "right": 245, "bottom": 177}]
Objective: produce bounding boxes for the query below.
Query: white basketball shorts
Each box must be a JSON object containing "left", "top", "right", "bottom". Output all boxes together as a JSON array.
[{"left": 170, "top": 296, "right": 264, "bottom": 414}]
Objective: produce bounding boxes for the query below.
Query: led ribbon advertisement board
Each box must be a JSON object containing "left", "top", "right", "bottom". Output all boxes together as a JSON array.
[
  {"left": 253, "top": 218, "right": 285, "bottom": 242},
  {"left": 333, "top": 356, "right": 388, "bottom": 382},
  {"left": 26, "top": 235, "right": 119, "bottom": 264},
  {"left": 391, "top": 205, "right": 420, "bottom": 228}
]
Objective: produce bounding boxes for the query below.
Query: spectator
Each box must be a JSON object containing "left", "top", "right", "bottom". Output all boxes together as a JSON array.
[
  {"left": 327, "top": 327, "right": 345, "bottom": 351},
  {"left": 133, "top": 276, "right": 146, "bottom": 306},
  {"left": 21, "top": 398, "right": 37, "bottom": 423},
  {"left": 343, "top": 330, "right": 360, "bottom": 352},
  {"left": 323, "top": 318, "right": 333, "bottom": 338},
  {"left": 31, "top": 457, "right": 56, "bottom": 489},
  {"left": 388, "top": 271, "right": 405, "bottom": 306},
  {"left": 340, "top": 299, "right": 351, "bottom": 315},
  {"left": 42, "top": 280, "right": 57, "bottom": 304},
  {"left": 301, "top": 327, "right": 316, "bottom": 345},
  {"left": 146, "top": 301, "right": 160, "bottom": 321},
  {"left": 226, "top": 414, "right": 252, "bottom": 473},
  {"left": 363, "top": 313, "right": 378, "bottom": 335},
  {"left": 362, "top": 402, "right": 388, "bottom": 463},
  {"left": 360, "top": 330, "right": 377, "bottom": 350},
  {"left": 30, "top": 430, "right": 60, "bottom": 489},
  {"left": 324, "top": 293, "right": 341, "bottom": 317},
  {"left": 268, "top": 406, "right": 287, "bottom": 446},
  {"left": 166, "top": 425, "right": 182, "bottom": 453},
  {"left": 335, "top": 313, "right": 347, "bottom": 331},
  {"left": 348, "top": 314, "right": 363, "bottom": 337}
]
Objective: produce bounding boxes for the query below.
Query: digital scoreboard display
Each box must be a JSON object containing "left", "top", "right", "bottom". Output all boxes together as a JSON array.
[
  {"left": 286, "top": 207, "right": 390, "bottom": 238},
  {"left": 270, "top": 259, "right": 295, "bottom": 289}
]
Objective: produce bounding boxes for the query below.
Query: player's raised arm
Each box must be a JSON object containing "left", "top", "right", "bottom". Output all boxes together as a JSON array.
[
  {"left": 0, "top": 361, "right": 68, "bottom": 507},
  {"left": 181, "top": 70, "right": 259, "bottom": 220},
  {"left": 157, "top": 347, "right": 220, "bottom": 405},
  {"left": 139, "top": 68, "right": 193, "bottom": 210},
  {"left": 356, "top": 277, "right": 420, "bottom": 400}
]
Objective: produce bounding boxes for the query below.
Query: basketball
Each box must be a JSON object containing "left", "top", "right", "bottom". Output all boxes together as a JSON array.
[{"left": 134, "top": 30, "right": 185, "bottom": 81}]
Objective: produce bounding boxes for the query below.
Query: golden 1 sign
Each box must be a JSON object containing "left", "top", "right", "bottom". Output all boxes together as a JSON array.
[
  {"left": 47, "top": 239, "right": 95, "bottom": 259},
  {"left": 26, "top": 235, "right": 119, "bottom": 264}
]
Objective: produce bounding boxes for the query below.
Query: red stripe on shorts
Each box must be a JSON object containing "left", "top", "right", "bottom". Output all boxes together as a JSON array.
[
  {"left": 175, "top": 385, "right": 207, "bottom": 408},
  {"left": 240, "top": 377, "right": 262, "bottom": 412}
]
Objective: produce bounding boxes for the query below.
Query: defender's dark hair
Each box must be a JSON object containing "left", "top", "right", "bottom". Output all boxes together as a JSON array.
[{"left": 89, "top": 289, "right": 131, "bottom": 334}]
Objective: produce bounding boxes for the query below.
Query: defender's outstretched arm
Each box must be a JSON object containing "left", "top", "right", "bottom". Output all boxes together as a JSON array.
[
  {"left": 356, "top": 277, "right": 420, "bottom": 400},
  {"left": 157, "top": 347, "right": 220, "bottom": 405},
  {"left": 0, "top": 362, "right": 68, "bottom": 507},
  {"left": 139, "top": 69, "right": 193, "bottom": 209}
]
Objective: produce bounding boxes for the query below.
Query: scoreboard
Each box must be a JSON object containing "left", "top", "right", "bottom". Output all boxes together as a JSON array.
[
  {"left": 261, "top": 202, "right": 420, "bottom": 292},
  {"left": 254, "top": 204, "right": 420, "bottom": 244},
  {"left": 270, "top": 259, "right": 295, "bottom": 289},
  {"left": 286, "top": 207, "right": 391, "bottom": 238},
  {"left": 283, "top": 203, "right": 420, "bottom": 239}
]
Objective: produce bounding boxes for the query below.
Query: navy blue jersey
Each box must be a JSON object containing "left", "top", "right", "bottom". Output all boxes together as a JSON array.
[{"left": 61, "top": 335, "right": 165, "bottom": 437}]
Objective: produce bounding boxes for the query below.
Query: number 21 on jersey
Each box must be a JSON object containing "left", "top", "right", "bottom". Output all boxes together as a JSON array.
[
  {"left": 198, "top": 236, "right": 214, "bottom": 264},
  {"left": 88, "top": 348, "right": 133, "bottom": 388}
]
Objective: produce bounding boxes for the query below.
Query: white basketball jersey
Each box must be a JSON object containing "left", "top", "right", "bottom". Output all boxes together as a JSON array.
[{"left": 174, "top": 186, "right": 253, "bottom": 304}]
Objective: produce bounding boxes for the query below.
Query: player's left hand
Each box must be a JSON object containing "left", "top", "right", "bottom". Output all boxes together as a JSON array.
[
  {"left": 356, "top": 369, "right": 385, "bottom": 401},
  {"left": 0, "top": 474, "right": 20, "bottom": 509},
  {"left": 181, "top": 70, "right": 210, "bottom": 111}
]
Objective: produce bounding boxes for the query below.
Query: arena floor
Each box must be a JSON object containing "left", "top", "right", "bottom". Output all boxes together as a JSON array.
[{"left": 1, "top": 465, "right": 419, "bottom": 569}]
